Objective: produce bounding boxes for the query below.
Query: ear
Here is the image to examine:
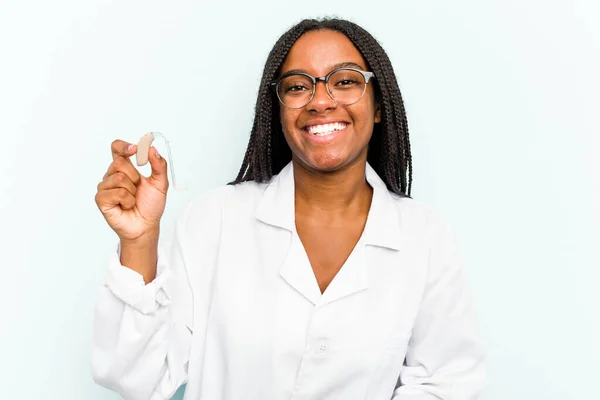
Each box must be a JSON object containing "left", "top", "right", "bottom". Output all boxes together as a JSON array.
[{"left": 374, "top": 103, "right": 381, "bottom": 123}]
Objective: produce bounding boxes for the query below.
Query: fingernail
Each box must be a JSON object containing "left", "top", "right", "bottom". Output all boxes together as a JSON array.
[
  {"left": 155, "top": 149, "right": 161, "bottom": 159},
  {"left": 127, "top": 144, "right": 135, "bottom": 152}
]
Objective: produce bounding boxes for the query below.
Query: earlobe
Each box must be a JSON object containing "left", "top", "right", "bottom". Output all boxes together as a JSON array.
[{"left": 374, "top": 105, "right": 381, "bottom": 123}]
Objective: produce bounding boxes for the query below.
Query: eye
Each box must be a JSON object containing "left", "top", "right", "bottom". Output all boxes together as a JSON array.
[
  {"left": 330, "top": 70, "right": 363, "bottom": 89},
  {"left": 333, "top": 75, "right": 360, "bottom": 86},
  {"left": 279, "top": 74, "right": 313, "bottom": 96},
  {"left": 336, "top": 79, "right": 359, "bottom": 86},
  {"left": 285, "top": 84, "right": 309, "bottom": 93}
]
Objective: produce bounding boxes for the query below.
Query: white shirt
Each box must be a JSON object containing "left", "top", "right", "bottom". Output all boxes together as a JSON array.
[{"left": 91, "top": 161, "right": 485, "bottom": 400}]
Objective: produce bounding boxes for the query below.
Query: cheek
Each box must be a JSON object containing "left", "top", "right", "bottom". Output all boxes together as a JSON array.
[
  {"left": 361, "top": 89, "right": 379, "bottom": 124},
  {"left": 279, "top": 108, "right": 290, "bottom": 130},
  {"left": 280, "top": 109, "right": 301, "bottom": 137},
  {"left": 350, "top": 103, "right": 376, "bottom": 133},
  {"left": 279, "top": 110, "right": 302, "bottom": 152}
]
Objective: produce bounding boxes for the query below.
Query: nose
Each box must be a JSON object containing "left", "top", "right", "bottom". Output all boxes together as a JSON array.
[{"left": 306, "top": 80, "right": 337, "bottom": 112}]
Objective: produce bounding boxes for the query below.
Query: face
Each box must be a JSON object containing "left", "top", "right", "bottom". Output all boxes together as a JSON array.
[{"left": 278, "top": 29, "right": 381, "bottom": 173}]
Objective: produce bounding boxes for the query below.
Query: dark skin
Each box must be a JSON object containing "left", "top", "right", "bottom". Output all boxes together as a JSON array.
[{"left": 279, "top": 30, "right": 381, "bottom": 293}]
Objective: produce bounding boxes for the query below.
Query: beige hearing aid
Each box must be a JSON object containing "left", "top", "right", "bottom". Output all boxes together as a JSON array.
[
  {"left": 134, "top": 132, "right": 186, "bottom": 190},
  {"left": 135, "top": 133, "right": 155, "bottom": 166}
]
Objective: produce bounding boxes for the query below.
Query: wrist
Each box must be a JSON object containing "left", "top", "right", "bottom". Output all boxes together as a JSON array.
[
  {"left": 119, "top": 230, "right": 160, "bottom": 284},
  {"left": 121, "top": 229, "right": 160, "bottom": 248}
]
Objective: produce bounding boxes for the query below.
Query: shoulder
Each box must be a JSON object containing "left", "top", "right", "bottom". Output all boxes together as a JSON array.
[
  {"left": 180, "top": 180, "right": 269, "bottom": 222},
  {"left": 383, "top": 193, "right": 466, "bottom": 281},
  {"left": 386, "top": 192, "right": 454, "bottom": 240}
]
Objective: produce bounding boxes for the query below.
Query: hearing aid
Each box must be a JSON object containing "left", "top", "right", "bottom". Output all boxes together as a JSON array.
[
  {"left": 134, "top": 132, "right": 187, "bottom": 190},
  {"left": 135, "top": 133, "right": 155, "bottom": 166}
]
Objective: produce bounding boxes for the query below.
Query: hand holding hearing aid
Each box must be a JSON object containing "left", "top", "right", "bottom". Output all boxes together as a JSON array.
[{"left": 95, "top": 138, "right": 169, "bottom": 243}]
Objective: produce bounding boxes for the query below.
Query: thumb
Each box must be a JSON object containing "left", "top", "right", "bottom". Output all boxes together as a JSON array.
[{"left": 147, "top": 146, "right": 169, "bottom": 191}]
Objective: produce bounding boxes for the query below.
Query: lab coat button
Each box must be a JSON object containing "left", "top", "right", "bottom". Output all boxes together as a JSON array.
[
  {"left": 155, "top": 288, "right": 169, "bottom": 306},
  {"left": 316, "top": 341, "right": 328, "bottom": 355}
]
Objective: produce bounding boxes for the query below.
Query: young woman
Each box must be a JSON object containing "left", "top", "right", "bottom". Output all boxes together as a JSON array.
[{"left": 93, "top": 17, "right": 485, "bottom": 400}]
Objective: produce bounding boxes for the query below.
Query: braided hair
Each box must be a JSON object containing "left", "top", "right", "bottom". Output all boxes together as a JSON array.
[{"left": 230, "top": 17, "right": 413, "bottom": 197}]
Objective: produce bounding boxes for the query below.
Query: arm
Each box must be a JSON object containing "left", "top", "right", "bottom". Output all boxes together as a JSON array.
[
  {"left": 91, "top": 205, "right": 196, "bottom": 400},
  {"left": 392, "top": 215, "right": 486, "bottom": 399}
]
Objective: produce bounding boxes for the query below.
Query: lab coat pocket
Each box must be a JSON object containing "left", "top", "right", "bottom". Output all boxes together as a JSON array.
[
  {"left": 366, "top": 331, "right": 411, "bottom": 399},
  {"left": 387, "top": 325, "right": 411, "bottom": 346},
  {"left": 374, "top": 328, "right": 411, "bottom": 369},
  {"left": 384, "top": 331, "right": 411, "bottom": 376}
]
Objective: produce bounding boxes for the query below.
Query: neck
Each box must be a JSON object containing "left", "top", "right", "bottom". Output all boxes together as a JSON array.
[{"left": 293, "top": 157, "right": 373, "bottom": 221}]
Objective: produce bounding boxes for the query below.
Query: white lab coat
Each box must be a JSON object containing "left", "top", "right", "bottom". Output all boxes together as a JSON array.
[{"left": 91, "top": 161, "right": 485, "bottom": 400}]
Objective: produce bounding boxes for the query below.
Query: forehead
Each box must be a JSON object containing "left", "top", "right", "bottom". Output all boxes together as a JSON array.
[{"left": 280, "top": 29, "right": 367, "bottom": 75}]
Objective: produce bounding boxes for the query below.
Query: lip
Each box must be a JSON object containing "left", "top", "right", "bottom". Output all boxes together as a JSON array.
[{"left": 300, "top": 120, "right": 350, "bottom": 145}]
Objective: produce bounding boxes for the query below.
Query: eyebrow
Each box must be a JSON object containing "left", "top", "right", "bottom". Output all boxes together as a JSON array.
[{"left": 280, "top": 62, "right": 367, "bottom": 77}]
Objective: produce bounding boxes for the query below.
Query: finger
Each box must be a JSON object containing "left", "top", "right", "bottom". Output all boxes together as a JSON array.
[
  {"left": 97, "top": 171, "right": 137, "bottom": 197},
  {"left": 146, "top": 146, "right": 169, "bottom": 192},
  {"left": 95, "top": 188, "right": 136, "bottom": 211},
  {"left": 103, "top": 156, "right": 142, "bottom": 186},
  {"left": 111, "top": 139, "right": 137, "bottom": 161}
]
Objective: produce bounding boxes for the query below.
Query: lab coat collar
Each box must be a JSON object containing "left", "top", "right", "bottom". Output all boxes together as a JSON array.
[{"left": 255, "top": 161, "right": 402, "bottom": 251}]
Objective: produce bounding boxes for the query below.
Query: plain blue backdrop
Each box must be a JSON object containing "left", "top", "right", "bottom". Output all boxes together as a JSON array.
[{"left": 1, "top": 0, "right": 598, "bottom": 399}]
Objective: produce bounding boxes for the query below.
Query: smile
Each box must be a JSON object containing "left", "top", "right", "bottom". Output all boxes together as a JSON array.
[{"left": 305, "top": 122, "right": 348, "bottom": 136}]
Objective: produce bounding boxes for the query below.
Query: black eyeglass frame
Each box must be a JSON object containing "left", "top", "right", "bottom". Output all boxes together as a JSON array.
[{"left": 270, "top": 67, "right": 376, "bottom": 109}]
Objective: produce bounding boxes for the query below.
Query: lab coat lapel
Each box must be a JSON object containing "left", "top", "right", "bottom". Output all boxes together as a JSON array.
[
  {"left": 362, "top": 163, "right": 402, "bottom": 251},
  {"left": 255, "top": 162, "right": 321, "bottom": 305},
  {"left": 255, "top": 162, "right": 295, "bottom": 232},
  {"left": 279, "top": 233, "right": 322, "bottom": 305}
]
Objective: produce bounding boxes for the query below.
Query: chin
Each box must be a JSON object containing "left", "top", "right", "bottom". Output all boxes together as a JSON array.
[{"left": 298, "top": 153, "right": 353, "bottom": 173}]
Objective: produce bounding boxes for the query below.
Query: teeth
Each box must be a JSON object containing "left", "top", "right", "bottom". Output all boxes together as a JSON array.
[{"left": 307, "top": 122, "right": 347, "bottom": 136}]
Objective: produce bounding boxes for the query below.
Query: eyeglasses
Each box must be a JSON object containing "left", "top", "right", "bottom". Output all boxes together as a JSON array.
[{"left": 271, "top": 67, "right": 375, "bottom": 109}]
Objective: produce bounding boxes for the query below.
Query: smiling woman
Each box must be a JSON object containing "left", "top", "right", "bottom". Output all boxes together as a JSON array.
[
  {"left": 92, "top": 17, "right": 485, "bottom": 400},
  {"left": 232, "top": 19, "right": 413, "bottom": 197}
]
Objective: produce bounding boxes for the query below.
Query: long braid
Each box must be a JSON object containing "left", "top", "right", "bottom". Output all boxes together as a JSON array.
[{"left": 230, "top": 17, "right": 413, "bottom": 198}]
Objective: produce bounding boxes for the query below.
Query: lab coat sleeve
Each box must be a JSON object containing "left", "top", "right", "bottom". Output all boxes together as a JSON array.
[
  {"left": 392, "top": 213, "right": 486, "bottom": 399},
  {"left": 91, "top": 199, "right": 205, "bottom": 400}
]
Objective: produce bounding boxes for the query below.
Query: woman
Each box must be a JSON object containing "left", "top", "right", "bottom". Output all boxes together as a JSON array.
[{"left": 93, "top": 18, "right": 485, "bottom": 400}]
